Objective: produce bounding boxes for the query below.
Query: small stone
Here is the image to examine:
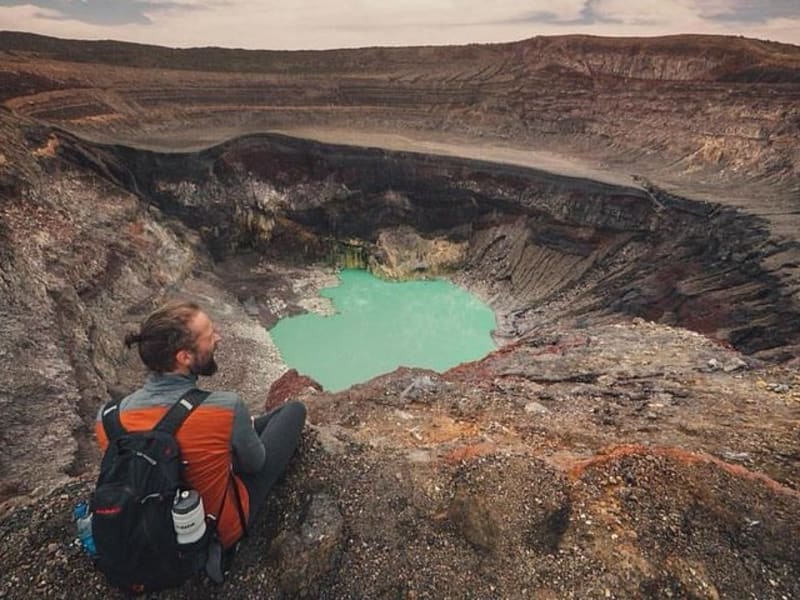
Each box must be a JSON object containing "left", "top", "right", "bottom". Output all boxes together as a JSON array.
[
  {"left": 524, "top": 401, "right": 549, "bottom": 415},
  {"left": 722, "top": 357, "right": 747, "bottom": 372},
  {"left": 707, "top": 358, "right": 721, "bottom": 371},
  {"left": 766, "top": 383, "right": 790, "bottom": 394},
  {"left": 722, "top": 450, "right": 751, "bottom": 462},
  {"left": 314, "top": 427, "right": 346, "bottom": 455},
  {"left": 401, "top": 375, "right": 438, "bottom": 400},
  {"left": 406, "top": 450, "right": 431, "bottom": 463}
]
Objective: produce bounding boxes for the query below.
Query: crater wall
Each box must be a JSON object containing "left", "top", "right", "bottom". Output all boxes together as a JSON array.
[
  {"left": 2, "top": 35, "right": 800, "bottom": 598},
  {"left": 2, "top": 32, "right": 798, "bottom": 210},
  {"left": 63, "top": 131, "right": 800, "bottom": 359}
]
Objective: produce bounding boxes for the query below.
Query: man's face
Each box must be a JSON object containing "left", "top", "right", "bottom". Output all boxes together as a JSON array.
[{"left": 188, "top": 311, "right": 221, "bottom": 377}]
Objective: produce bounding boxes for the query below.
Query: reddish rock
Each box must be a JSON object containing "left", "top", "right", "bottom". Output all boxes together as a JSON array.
[{"left": 266, "top": 369, "right": 322, "bottom": 411}]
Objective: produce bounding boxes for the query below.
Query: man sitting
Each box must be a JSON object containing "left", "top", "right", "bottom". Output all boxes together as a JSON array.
[{"left": 95, "top": 300, "right": 306, "bottom": 550}]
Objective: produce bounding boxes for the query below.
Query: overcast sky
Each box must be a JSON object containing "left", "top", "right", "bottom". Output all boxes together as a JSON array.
[{"left": 1, "top": 1, "right": 799, "bottom": 49}]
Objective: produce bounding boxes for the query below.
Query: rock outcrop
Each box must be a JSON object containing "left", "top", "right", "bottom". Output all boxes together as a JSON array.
[{"left": 266, "top": 369, "right": 322, "bottom": 411}]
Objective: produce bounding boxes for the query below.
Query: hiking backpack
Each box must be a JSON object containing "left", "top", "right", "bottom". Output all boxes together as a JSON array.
[{"left": 91, "top": 388, "right": 218, "bottom": 594}]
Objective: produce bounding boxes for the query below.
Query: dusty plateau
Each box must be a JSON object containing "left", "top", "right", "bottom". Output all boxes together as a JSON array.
[{"left": 0, "top": 32, "right": 799, "bottom": 598}]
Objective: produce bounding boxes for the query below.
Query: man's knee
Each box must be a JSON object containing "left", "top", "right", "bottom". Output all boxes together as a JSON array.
[{"left": 285, "top": 400, "right": 307, "bottom": 427}]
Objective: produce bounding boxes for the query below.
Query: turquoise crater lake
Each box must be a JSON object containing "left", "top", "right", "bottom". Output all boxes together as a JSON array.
[{"left": 270, "top": 269, "right": 497, "bottom": 392}]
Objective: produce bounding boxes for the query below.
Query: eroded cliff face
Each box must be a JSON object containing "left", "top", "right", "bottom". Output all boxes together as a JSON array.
[
  {"left": 1, "top": 34, "right": 799, "bottom": 599},
  {"left": 68, "top": 131, "right": 799, "bottom": 359},
  {"left": 0, "top": 112, "right": 203, "bottom": 500}
]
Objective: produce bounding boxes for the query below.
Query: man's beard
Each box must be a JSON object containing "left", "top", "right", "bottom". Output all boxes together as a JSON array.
[{"left": 191, "top": 352, "right": 218, "bottom": 377}]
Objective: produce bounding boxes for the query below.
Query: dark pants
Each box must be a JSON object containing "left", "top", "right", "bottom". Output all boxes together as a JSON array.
[{"left": 240, "top": 401, "right": 306, "bottom": 523}]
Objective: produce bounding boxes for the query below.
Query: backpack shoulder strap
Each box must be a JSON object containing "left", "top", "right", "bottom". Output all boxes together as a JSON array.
[
  {"left": 101, "top": 400, "right": 127, "bottom": 442},
  {"left": 154, "top": 388, "right": 211, "bottom": 436}
]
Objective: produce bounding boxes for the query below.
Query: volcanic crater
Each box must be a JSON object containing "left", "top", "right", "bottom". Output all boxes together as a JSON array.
[{"left": 0, "top": 32, "right": 799, "bottom": 599}]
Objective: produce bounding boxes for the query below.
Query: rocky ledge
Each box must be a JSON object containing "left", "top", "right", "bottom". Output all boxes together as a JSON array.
[{"left": 1, "top": 319, "right": 798, "bottom": 599}]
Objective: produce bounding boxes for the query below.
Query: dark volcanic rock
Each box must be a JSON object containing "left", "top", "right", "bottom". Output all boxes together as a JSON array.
[
  {"left": 270, "top": 492, "right": 344, "bottom": 598},
  {"left": 447, "top": 484, "right": 502, "bottom": 552}
]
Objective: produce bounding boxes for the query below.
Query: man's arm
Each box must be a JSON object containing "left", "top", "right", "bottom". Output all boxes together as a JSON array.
[{"left": 231, "top": 399, "right": 266, "bottom": 473}]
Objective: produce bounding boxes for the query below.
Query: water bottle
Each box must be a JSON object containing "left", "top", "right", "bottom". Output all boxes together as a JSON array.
[
  {"left": 172, "top": 489, "right": 206, "bottom": 545},
  {"left": 73, "top": 501, "right": 97, "bottom": 557}
]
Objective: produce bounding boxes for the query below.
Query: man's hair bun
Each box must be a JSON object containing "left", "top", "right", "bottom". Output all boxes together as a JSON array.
[{"left": 124, "top": 332, "right": 143, "bottom": 349}]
